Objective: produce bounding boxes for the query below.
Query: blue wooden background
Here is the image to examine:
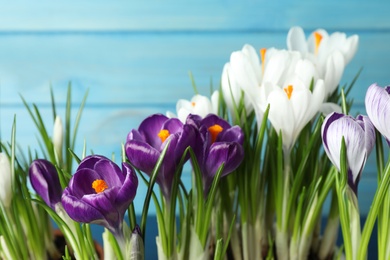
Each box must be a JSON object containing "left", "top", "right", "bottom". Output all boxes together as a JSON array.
[{"left": 0, "top": 0, "right": 389, "bottom": 254}]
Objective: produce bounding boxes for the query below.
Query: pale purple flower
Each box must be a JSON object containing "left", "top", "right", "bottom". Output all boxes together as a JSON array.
[
  {"left": 29, "top": 159, "right": 62, "bottom": 210},
  {"left": 61, "top": 155, "right": 138, "bottom": 237},
  {"left": 125, "top": 114, "right": 196, "bottom": 199},
  {"left": 321, "top": 112, "right": 375, "bottom": 194},
  {"left": 365, "top": 83, "right": 390, "bottom": 145}
]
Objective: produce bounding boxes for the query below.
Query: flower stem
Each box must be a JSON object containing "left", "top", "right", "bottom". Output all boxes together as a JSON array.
[{"left": 358, "top": 156, "right": 390, "bottom": 260}]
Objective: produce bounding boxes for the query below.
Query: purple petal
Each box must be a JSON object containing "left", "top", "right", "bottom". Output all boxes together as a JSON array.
[
  {"left": 204, "top": 142, "right": 244, "bottom": 188},
  {"left": 29, "top": 159, "right": 63, "bottom": 209},
  {"left": 77, "top": 155, "right": 107, "bottom": 171},
  {"left": 219, "top": 125, "right": 244, "bottom": 144},
  {"left": 125, "top": 140, "right": 160, "bottom": 175},
  {"left": 69, "top": 168, "right": 101, "bottom": 197},
  {"left": 365, "top": 83, "right": 390, "bottom": 143},
  {"left": 321, "top": 112, "right": 345, "bottom": 153},
  {"left": 137, "top": 114, "right": 169, "bottom": 148},
  {"left": 115, "top": 163, "right": 138, "bottom": 214},
  {"left": 127, "top": 129, "right": 143, "bottom": 143},
  {"left": 93, "top": 159, "right": 124, "bottom": 185},
  {"left": 81, "top": 189, "right": 122, "bottom": 230},
  {"left": 162, "top": 118, "right": 184, "bottom": 134},
  {"left": 201, "top": 114, "right": 232, "bottom": 130},
  {"left": 62, "top": 188, "right": 106, "bottom": 226}
]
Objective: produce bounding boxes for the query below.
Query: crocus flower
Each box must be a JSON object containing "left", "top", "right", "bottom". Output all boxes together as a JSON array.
[
  {"left": 321, "top": 112, "right": 375, "bottom": 194},
  {"left": 29, "top": 159, "right": 63, "bottom": 210},
  {"left": 186, "top": 114, "right": 244, "bottom": 193},
  {"left": 125, "top": 114, "right": 196, "bottom": 199},
  {"left": 287, "top": 26, "right": 356, "bottom": 97},
  {"left": 221, "top": 44, "right": 259, "bottom": 119},
  {"left": 0, "top": 153, "right": 12, "bottom": 208},
  {"left": 61, "top": 155, "right": 138, "bottom": 238},
  {"left": 166, "top": 91, "right": 219, "bottom": 123},
  {"left": 365, "top": 83, "right": 390, "bottom": 144},
  {"left": 260, "top": 58, "right": 325, "bottom": 154},
  {"left": 52, "top": 115, "right": 63, "bottom": 162}
]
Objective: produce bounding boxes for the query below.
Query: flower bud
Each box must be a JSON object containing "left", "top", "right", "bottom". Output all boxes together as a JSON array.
[
  {"left": 0, "top": 153, "right": 12, "bottom": 208},
  {"left": 52, "top": 115, "right": 63, "bottom": 162}
]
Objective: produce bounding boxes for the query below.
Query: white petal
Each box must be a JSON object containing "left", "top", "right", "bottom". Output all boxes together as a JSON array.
[
  {"left": 287, "top": 26, "right": 308, "bottom": 53},
  {"left": 211, "top": 90, "right": 220, "bottom": 115},
  {"left": 320, "top": 102, "right": 342, "bottom": 116},
  {"left": 0, "top": 153, "right": 12, "bottom": 208},
  {"left": 324, "top": 51, "right": 345, "bottom": 96},
  {"left": 344, "top": 35, "right": 359, "bottom": 64}
]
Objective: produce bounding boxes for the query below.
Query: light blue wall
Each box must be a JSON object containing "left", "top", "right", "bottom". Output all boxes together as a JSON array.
[{"left": 0, "top": 0, "right": 389, "bottom": 218}]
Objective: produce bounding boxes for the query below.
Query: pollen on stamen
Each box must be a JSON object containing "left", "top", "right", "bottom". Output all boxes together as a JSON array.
[
  {"left": 284, "top": 85, "right": 293, "bottom": 100},
  {"left": 158, "top": 129, "right": 170, "bottom": 143},
  {"left": 260, "top": 48, "right": 266, "bottom": 74},
  {"left": 314, "top": 32, "right": 323, "bottom": 55},
  {"left": 208, "top": 124, "right": 223, "bottom": 143},
  {"left": 92, "top": 179, "right": 108, "bottom": 194},
  {"left": 191, "top": 102, "right": 196, "bottom": 107}
]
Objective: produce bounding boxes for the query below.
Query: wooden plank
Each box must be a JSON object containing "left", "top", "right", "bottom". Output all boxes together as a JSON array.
[
  {"left": 0, "top": 31, "right": 388, "bottom": 105},
  {"left": 0, "top": 1, "right": 389, "bottom": 31}
]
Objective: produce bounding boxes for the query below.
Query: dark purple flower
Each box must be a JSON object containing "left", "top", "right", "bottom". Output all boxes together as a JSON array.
[
  {"left": 321, "top": 112, "right": 375, "bottom": 194},
  {"left": 125, "top": 114, "right": 196, "bottom": 199},
  {"left": 186, "top": 114, "right": 244, "bottom": 193},
  {"left": 61, "top": 155, "right": 138, "bottom": 237},
  {"left": 29, "top": 159, "right": 62, "bottom": 210},
  {"left": 365, "top": 83, "right": 390, "bottom": 145}
]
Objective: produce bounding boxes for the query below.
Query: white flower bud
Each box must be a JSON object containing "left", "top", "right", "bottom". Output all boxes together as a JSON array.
[
  {"left": 0, "top": 153, "right": 12, "bottom": 208},
  {"left": 52, "top": 115, "right": 63, "bottom": 162}
]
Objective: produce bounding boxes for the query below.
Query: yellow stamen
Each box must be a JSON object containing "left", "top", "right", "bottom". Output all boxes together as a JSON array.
[
  {"left": 314, "top": 32, "right": 323, "bottom": 55},
  {"left": 208, "top": 124, "right": 223, "bottom": 143},
  {"left": 92, "top": 179, "right": 108, "bottom": 194},
  {"left": 260, "top": 48, "right": 266, "bottom": 74},
  {"left": 158, "top": 129, "right": 170, "bottom": 143},
  {"left": 284, "top": 85, "right": 293, "bottom": 100},
  {"left": 191, "top": 102, "right": 196, "bottom": 107}
]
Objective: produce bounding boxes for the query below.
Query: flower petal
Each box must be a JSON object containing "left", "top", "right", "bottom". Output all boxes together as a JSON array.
[{"left": 29, "top": 159, "right": 62, "bottom": 209}]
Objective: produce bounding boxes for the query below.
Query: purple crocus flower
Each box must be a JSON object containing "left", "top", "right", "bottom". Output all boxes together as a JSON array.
[
  {"left": 125, "top": 114, "right": 196, "bottom": 199},
  {"left": 61, "top": 155, "right": 138, "bottom": 238},
  {"left": 186, "top": 114, "right": 244, "bottom": 193},
  {"left": 29, "top": 159, "right": 62, "bottom": 210},
  {"left": 321, "top": 112, "right": 375, "bottom": 194},
  {"left": 365, "top": 83, "right": 390, "bottom": 145}
]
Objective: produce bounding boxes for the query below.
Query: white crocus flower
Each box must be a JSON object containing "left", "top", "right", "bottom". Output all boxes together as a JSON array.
[
  {"left": 0, "top": 153, "right": 12, "bottom": 208},
  {"left": 52, "top": 115, "right": 63, "bottom": 162},
  {"left": 287, "top": 26, "right": 356, "bottom": 98},
  {"left": 287, "top": 26, "right": 358, "bottom": 64},
  {"left": 259, "top": 57, "right": 325, "bottom": 153},
  {"left": 221, "top": 44, "right": 260, "bottom": 119},
  {"left": 267, "top": 78, "right": 325, "bottom": 154},
  {"left": 167, "top": 91, "right": 219, "bottom": 123}
]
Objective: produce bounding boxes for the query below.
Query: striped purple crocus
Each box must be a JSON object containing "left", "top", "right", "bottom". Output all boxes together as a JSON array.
[
  {"left": 365, "top": 83, "right": 390, "bottom": 145},
  {"left": 321, "top": 112, "right": 375, "bottom": 194}
]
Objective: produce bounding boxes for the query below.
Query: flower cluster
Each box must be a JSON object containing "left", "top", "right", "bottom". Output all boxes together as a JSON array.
[{"left": 1, "top": 25, "right": 390, "bottom": 260}]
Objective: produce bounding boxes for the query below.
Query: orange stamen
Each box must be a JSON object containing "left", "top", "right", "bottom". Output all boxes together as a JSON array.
[
  {"left": 158, "top": 129, "right": 170, "bottom": 143},
  {"left": 92, "top": 179, "right": 108, "bottom": 194},
  {"left": 260, "top": 48, "right": 266, "bottom": 74},
  {"left": 284, "top": 85, "right": 293, "bottom": 100},
  {"left": 314, "top": 32, "right": 323, "bottom": 55},
  {"left": 191, "top": 102, "right": 196, "bottom": 107},
  {"left": 208, "top": 124, "right": 223, "bottom": 143}
]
